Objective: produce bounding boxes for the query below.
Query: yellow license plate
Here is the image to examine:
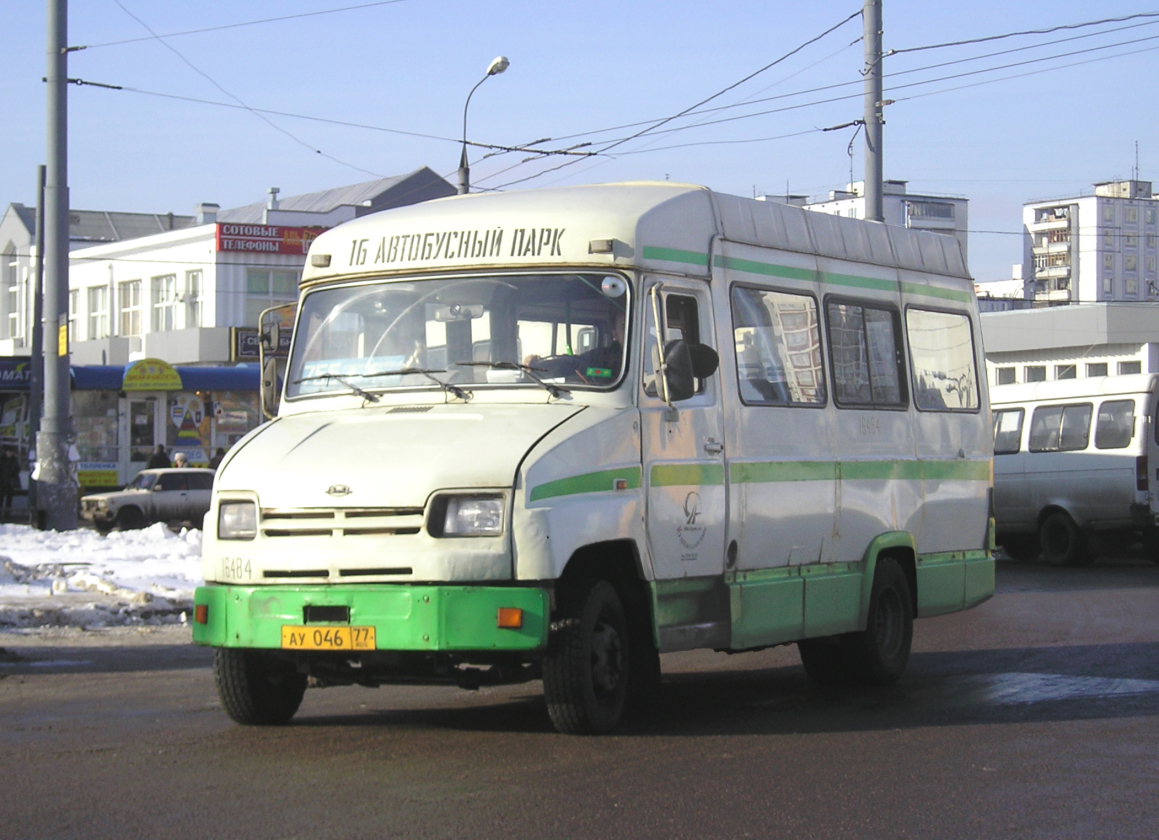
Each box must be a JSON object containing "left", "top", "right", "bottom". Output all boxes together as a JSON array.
[{"left": 281, "top": 625, "right": 376, "bottom": 651}]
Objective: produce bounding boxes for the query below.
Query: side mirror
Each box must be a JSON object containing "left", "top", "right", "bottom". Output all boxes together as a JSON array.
[
  {"left": 662, "top": 340, "right": 696, "bottom": 402},
  {"left": 260, "top": 320, "right": 280, "bottom": 354},
  {"left": 261, "top": 357, "right": 279, "bottom": 419},
  {"left": 688, "top": 343, "right": 719, "bottom": 379}
]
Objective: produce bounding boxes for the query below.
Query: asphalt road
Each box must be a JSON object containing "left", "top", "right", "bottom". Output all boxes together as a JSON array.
[{"left": 1, "top": 558, "right": 1158, "bottom": 840}]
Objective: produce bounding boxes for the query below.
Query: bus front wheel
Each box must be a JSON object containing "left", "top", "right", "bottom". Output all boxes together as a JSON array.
[
  {"left": 214, "top": 648, "right": 307, "bottom": 726},
  {"left": 543, "top": 580, "right": 630, "bottom": 735},
  {"left": 847, "top": 557, "right": 913, "bottom": 685}
]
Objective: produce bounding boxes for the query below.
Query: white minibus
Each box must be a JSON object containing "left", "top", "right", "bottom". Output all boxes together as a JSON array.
[
  {"left": 992, "top": 374, "right": 1159, "bottom": 565},
  {"left": 193, "top": 182, "right": 994, "bottom": 733}
]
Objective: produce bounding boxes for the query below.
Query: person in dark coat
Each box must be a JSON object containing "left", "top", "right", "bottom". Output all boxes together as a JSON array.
[
  {"left": 146, "top": 445, "right": 170, "bottom": 469},
  {"left": 208, "top": 448, "right": 226, "bottom": 470},
  {"left": 0, "top": 448, "right": 19, "bottom": 512}
]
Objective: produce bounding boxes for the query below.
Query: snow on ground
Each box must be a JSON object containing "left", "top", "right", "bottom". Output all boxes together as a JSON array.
[{"left": 0, "top": 523, "right": 202, "bottom": 629}]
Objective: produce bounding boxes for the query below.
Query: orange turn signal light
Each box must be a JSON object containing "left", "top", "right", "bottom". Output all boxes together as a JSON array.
[
  {"left": 194, "top": 604, "right": 209, "bottom": 625},
  {"left": 497, "top": 607, "right": 523, "bottom": 629}
]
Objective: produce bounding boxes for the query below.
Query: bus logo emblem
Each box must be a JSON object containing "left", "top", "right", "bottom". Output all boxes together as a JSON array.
[{"left": 326, "top": 484, "right": 352, "bottom": 497}]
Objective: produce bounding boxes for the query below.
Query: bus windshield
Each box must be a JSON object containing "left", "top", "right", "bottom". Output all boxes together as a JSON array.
[{"left": 285, "top": 272, "right": 630, "bottom": 399}]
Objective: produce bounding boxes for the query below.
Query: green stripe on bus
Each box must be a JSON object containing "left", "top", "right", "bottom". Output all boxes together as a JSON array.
[
  {"left": 650, "top": 463, "right": 726, "bottom": 486},
  {"left": 710, "top": 251, "right": 972, "bottom": 303},
  {"left": 528, "top": 467, "right": 642, "bottom": 502},
  {"left": 642, "top": 246, "right": 710, "bottom": 267},
  {"left": 730, "top": 459, "right": 989, "bottom": 484}
]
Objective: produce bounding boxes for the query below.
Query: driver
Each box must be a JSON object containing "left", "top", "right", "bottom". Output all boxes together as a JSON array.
[{"left": 524, "top": 309, "right": 625, "bottom": 384}]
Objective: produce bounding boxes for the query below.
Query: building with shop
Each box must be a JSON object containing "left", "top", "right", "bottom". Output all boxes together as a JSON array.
[
  {"left": 981, "top": 303, "right": 1159, "bottom": 387},
  {"left": 1022, "top": 179, "right": 1158, "bottom": 305}
]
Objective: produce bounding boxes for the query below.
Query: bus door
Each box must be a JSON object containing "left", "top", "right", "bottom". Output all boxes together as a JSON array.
[{"left": 640, "top": 279, "right": 728, "bottom": 585}]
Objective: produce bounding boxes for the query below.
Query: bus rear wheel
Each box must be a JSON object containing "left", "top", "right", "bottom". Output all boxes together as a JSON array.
[
  {"left": 543, "top": 580, "right": 630, "bottom": 734},
  {"left": 846, "top": 557, "right": 913, "bottom": 685},
  {"left": 214, "top": 648, "right": 307, "bottom": 726},
  {"left": 1040, "top": 511, "right": 1092, "bottom": 567}
]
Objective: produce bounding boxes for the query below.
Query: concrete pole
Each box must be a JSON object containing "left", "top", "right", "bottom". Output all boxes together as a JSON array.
[
  {"left": 28, "top": 165, "right": 46, "bottom": 527},
  {"left": 863, "top": 0, "right": 884, "bottom": 223},
  {"left": 41, "top": 0, "right": 77, "bottom": 530}
]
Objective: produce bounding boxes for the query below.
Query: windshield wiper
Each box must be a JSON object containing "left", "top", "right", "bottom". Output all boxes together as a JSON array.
[
  {"left": 293, "top": 368, "right": 471, "bottom": 402},
  {"left": 292, "top": 372, "right": 381, "bottom": 403},
  {"left": 455, "top": 361, "right": 570, "bottom": 399}
]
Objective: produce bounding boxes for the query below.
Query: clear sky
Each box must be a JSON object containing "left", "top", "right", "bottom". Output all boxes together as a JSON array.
[{"left": 3, "top": 1, "right": 1158, "bottom": 282}]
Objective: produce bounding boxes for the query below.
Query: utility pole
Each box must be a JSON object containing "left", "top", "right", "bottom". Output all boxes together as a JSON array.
[
  {"left": 863, "top": 0, "right": 884, "bottom": 222},
  {"left": 28, "top": 165, "right": 46, "bottom": 528},
  {"left": 41, "top": 0, "right": 77, "bottom": 530}
]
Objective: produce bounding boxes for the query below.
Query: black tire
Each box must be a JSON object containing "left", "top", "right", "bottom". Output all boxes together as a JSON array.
[
  {"left": 798, "top": 637, "right": 857, "bottom": 686},
  {"left": 543, "top": 580, "right": 630, "bottom": 734},
  {"left": 1039, "top": 510, "right": 1091, "bottom": 567},
  {"left": 846, "top": 557, "right": 914, "bottom": 685},
  {"left": 213, "top": 648, "right": 307, "bottom": 726},
  {"left": 999, "top": 534, "right": 1039, "bottom": 561},
  {"left": 114, "top": 507, "right": 145, "bottom": 530}
]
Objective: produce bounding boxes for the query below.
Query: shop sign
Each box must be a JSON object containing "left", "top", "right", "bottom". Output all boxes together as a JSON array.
[
  {"left": 232, "top": 327, "right": 291, "bottom": 361},
  {"left": 78, "top": 462, "right": 119, "bottom": 488},
  {"left": 123, "top": 358, "right": 183, "bottom": 391},
  {"left": 0, "top": 358, "right": 32, "bottom": 390},
  {"left": 216, "top": 223, "right": 327, "bottom": 255}
]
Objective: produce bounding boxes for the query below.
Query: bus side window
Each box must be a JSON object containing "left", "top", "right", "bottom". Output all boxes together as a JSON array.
[
  {"left": 993, "top": 408, "right": 1024, "bottom": 454},
  {"left": 1095, "top": 399, "right": 1135, "bottom": 450}
]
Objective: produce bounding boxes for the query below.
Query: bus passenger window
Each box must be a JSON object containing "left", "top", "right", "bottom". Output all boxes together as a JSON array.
[
  {"left": 993, "top": 409, "right": 1024, "bottom": 454},
  {"left": 1029, "top": 404, "right": 1092, "bottom": 452},
  {"left": 730, "top": 286, "right": 825, "bottom": 406},
  {"left": 1095, "top": 400, "right": 1134, "bottom": 449},
  {"left": 906, "top": 308, "right": 979, "bottom": 411},
  {"left": 826, "top": 301, "right": 905, "bottom": 407}
]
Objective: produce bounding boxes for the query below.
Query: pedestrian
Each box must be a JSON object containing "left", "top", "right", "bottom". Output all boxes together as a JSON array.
[
  {"left": 146, "top": 444, "right": 170, "bottom": 469},
  {"left": 0, "top": 447, "right": 19, "bottom": 512},
  {"left": 208, "top": 447, "right": 226, "bottom": 470},
  {"left": 173, "top": 452, "right": 189, "bottom": 468}
]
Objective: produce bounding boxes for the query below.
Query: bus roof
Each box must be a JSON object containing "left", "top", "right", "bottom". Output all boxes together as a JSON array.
[
  {"left": 990, "top": 373, "right": 1159, "bottom": 405},
  {"left": 300, "top": 181, "right": 971, "bottom": 286}
]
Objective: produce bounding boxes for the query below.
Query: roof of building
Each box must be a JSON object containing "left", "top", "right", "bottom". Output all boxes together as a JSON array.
[
  {"left": 218, "top": 167, "right": 455, "bottom": 224},
  {"left": 2, "top": 202, "right": 196, "bottom": 244}
]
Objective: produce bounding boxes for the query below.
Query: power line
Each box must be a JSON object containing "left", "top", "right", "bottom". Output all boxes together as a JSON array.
[
  {"left": 111, "top": 0, "right": 385, "bottom": 179},
  {"left": 78, "top": 0, "right": 409, "bottom": 49},
  {"left": 889, "top": 10, "right": 1159, "bottom": 56}
]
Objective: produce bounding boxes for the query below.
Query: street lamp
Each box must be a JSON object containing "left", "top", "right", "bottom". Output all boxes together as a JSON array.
[{"left": 458, "top": 55, "right": 509, "bottom": 195}]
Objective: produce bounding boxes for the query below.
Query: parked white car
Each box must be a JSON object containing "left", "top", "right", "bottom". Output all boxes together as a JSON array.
[{"left": 81, "top": 468, "right": 215, "bottom": 531}]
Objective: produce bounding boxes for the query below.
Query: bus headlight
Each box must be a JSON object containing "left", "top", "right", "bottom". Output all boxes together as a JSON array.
[
  {"left": 441, "top": 495, "right": 504, "bottom": 537},
  {"left": 218, "top": 501, "right": 258, "bottom": 540}
]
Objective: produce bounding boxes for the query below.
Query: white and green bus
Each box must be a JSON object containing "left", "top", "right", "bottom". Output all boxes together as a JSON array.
[{"left": 193, "top": 182, "right": 994, "bottom": 734}]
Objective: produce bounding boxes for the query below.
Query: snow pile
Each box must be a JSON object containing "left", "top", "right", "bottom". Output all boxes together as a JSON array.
[{"left": 0, "top": 523, "right": 203, "bottom": 628}]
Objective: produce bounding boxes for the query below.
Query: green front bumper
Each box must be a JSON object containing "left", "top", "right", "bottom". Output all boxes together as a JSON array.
[{"left": 192, "top": 584, "right": 549, "bottom": 652}]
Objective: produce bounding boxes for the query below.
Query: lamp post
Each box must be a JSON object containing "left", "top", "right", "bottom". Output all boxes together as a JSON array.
[{"left": 458, "top": 55, "right": 509, "bottom": 195}]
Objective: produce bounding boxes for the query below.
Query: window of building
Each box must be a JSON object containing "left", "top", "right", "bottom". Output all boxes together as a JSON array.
[
  {"left": 1148, "top": 234, "right": 1156, "bottom": 248},
  {"left": 731, "top": 286, "right": 826, "bottom": 406},
  {"left": 1125, "top": 255, "right": 1138, "bottom": 272},
  {"left": 906, "top": 308, "right": 978, "bottom": 410},
  {"left": 993, "top": 408, "right": 1024, "bottom": 455},
  {"left": 5, "top": 256, "right": 19, "bottom": 339},
  {"left": 826, "top": 300, "right": 905, "bottom": 407},
  {"left": 908, "top": 201, "right": 954, "bottom": 219},
  {"left": 152, "top": 274, "right": 179, "bottom": 332},
  {"left": 1126, "top": 232, "right": 1138, "bottom": 248},
  {"left": 996, "top": 367, "right": 1016, "bottom": 385},
  {"left": 1055, "top": 364, "right": 1076, "bottom": 380},
  {"left": 1127, "top": 207, "right": 1139, "bottom": 223},
  {"left": 1104, "top": 231, "right": 1115, "bottom": 249},
  {"left": 1025, "top": 365, "right": 1046, "bottom": 382},
  {"left": 1103, "top": 275, "right": 1113, "bottom": 296},
  {"left": 1086, "top": 363, "right": 1108, "bottom": 377},
  {"left": 1119, "top": 360, "right": 1142, "bottom": 375},
  {"left": 1148, "top": 255, "right": 1156, "bottom": 273},
  {"left": 1147, "top": 208, "right": 1156, "bottom": 225},
  {"left": 68, "top": 289, "right": 78, "bottom": 340},
  {"left": 246, "top": 269, "right": 299, "bottom": 325},
  {"left": 119, "top": 280, "right": 141, "bottom": 337},
  {"left": 1127, "top": 276, "right": 1139, "bottom": 296},
  {"left": 87, "top": 286, "right": 109, "bottom": 339},
  {"left": 1029, "top": 404, "right": 1092, "bottom": 452},
  {"left": 184, "top": 270, "right": 202, "bottom": 328},
  {"left": 1103, "top": 253, "right": 1114, "bottom": 271},
  {"left": 1103, "top": 205, "right": 1115, "bottom": 222},
  {"left": 1094, "top": 399, "right": 1135, "bottom": 450}
]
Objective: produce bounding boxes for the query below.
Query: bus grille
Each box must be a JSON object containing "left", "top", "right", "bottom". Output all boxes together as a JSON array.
[{"left": 259, "top": 507, "right": 424, "bottom": 538}]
